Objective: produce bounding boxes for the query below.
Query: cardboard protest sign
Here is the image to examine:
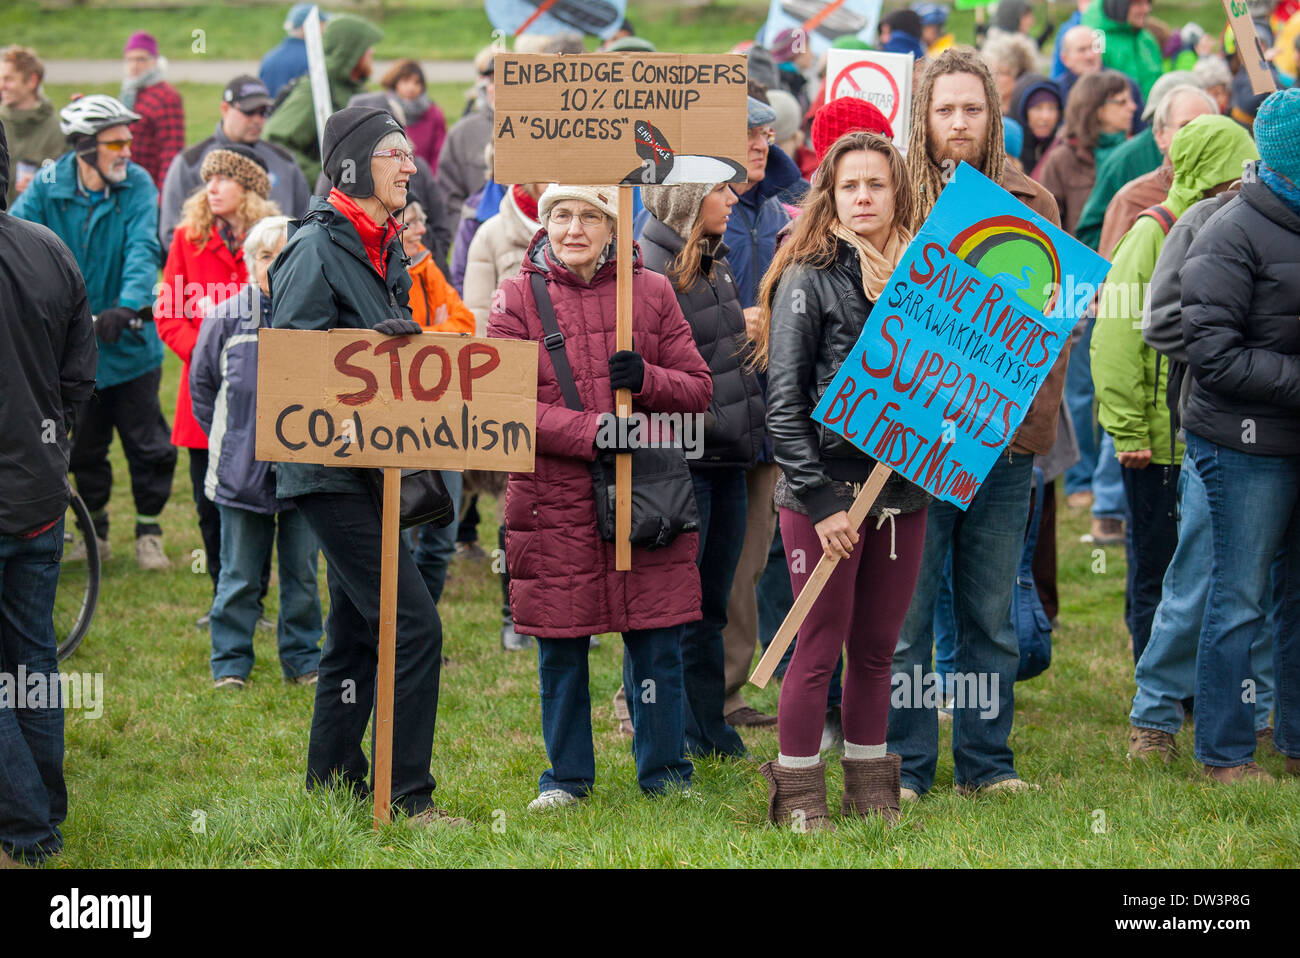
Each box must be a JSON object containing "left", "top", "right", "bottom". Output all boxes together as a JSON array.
[
  {"left": 1223, "top": 0, "right": 1278, "bottom": 95},
  {"left": 824, "top": 48, "right": 913, "bottom": 149},
  {"left": 303, "top": 5, "right": 331, "bottom": 161},
  {"left": 486, "top": 0, "right": 627, "bottom": 39},
  {"left": 255, "top": 329, "right": 537, "bottom": 473},
  {"left": 811, "top": 162, "right": 1111, "bottom": 509},
  {"left": 762, "top": 0, "right": 884, "bottom": 56},
  {"left": 492, "top": 53, "right": 748, "bottom": 186}
]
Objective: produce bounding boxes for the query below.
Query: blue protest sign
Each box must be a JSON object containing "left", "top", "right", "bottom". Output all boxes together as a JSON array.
[{"left": 811, "top": 162, "right": 1110, "bottom": 509}]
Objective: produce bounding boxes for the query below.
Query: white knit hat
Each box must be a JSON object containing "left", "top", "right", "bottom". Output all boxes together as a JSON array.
[{"left": 538, "top": 184, "right": 619, "bottom": 224}]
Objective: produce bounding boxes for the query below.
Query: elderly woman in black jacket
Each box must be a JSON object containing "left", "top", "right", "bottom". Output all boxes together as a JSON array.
[
  {"left": 1180, "top": 89, "right": 1300, "bottom": 784},
  {"left": 749, "top": 131, "right": 930, "bottom": 829},
  {"left": 640, "top": 181, "right": 766, "bottom": 760}
]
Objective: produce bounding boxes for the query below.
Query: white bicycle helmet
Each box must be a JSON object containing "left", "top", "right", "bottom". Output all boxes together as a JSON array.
[{"left": 59, "top": 94, "right": 141, "bottom": 138}]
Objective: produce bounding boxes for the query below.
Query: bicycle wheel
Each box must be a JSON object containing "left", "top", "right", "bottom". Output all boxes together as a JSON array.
[{"left": 55, "top": 490, "right": 100, "bottom": 661}]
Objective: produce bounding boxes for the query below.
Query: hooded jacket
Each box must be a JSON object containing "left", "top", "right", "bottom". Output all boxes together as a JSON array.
[
  {"left": 268, "top": 193, "right": 413, "bottom": 499},
  {"left": 1092, "top": 115, "right": 1260, "bottom": 464},
  {"left": 159, "top": 123, "right": 310, "bottom": 243},
  {"left": 263, "top": 15, "right": 383, "bottom": 185},
  {"left": 406, "top": 245, "right": 475, "bottom": 333},
  {"left": 724, "top": 144, "right": 805, "bottom": 308},
  {"left": 0, "top": 93, "right": 66, "bottom": 209},
  {"left": 1011, "top": 73, "right": 1063, "bottom": 173},
  {"left": 463, "top": 185, "right": 538, "bottom": 334},
  {"left": 486, "top": 232, "right": 713, "bottom": 638},
  {"left": 1180, "top": 176, "right": 1300, "bottom": 456},
  {"left": 0, "top": 125, "right": 98, "bottom": 535},
  {"left": 11, "top": 151, "right": 164, "bottom": 389},
  {"left": 638, "top": 214, "right": 765, "bottom": 469},
  {"left": 1082, "top": 0, "right": 1164, "bottom": 98}
]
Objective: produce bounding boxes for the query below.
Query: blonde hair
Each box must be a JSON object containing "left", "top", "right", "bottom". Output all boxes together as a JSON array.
[
  {"left": 179, "top": 182, "right": 281, "bottom": 248},
  {"left": 749, "top": 132, "right": 912, "bottom": 371}
]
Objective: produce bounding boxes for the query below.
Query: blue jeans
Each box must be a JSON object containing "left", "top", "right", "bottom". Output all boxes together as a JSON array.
[
  {"left": 683, "top": 469, "right": 747, "bottom": 758},
  {"left": 210, "top": 504, "right": 323, "bottom": 681},
  {"left": 888, "top": 452, "right": 1033, "bottom": 793},
  {"left": 1091, "top": 432, "right": 1126, "bottom": 519},
  {"left": 1130, "top": 454, "right": 1275, "bottom": 733},
  {"left": 1064, "top": 315, "right": 1098, "bottom": 495},
  {"left": 0, "top": 520, "right": 66, "bottom": 864},
  {"left": 537, "top": 628, "right": 692, "bottom": 796},
  {"left": 758, "top": 524, "right": 843, "bottom": 705},
  {"left": 412, "top": 470, "right": 462, "bottom": 606},
  {"left": 933, "top": 548, "right": 956, "bottom": 696},
  {"left": 1188, "top": 432, "right": 1300, "bottom": 767}
]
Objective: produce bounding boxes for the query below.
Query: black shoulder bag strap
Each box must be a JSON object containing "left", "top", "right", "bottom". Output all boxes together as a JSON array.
[{"left": 530, "top": 271, "right": 584, "bottom": 413}]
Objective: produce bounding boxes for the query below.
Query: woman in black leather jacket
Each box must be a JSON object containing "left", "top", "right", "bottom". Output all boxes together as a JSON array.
[{"left": 750, "top": 131, "right": 930, "bottom": 829}]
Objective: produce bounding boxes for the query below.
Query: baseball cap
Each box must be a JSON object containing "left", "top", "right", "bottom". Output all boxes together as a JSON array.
[
  {"left": 223, "top": 75, "right": 273, "bottom": 112},
  {"left": 747, "top": 96, "right": 777, "bottom": 128}
]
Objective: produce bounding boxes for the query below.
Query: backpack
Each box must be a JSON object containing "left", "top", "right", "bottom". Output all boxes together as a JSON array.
[{"left": 1013, "top": 467, "right": 1052, "bottom": 681}]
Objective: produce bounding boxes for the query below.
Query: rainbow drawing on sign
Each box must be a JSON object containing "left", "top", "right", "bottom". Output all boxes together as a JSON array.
[{"left": 948, "top": 215, "right": 1061, "bottom": 315}]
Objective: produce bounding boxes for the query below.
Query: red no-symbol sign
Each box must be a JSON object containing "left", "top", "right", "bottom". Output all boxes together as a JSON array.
[{"left": 831, "top": 60, "right": 901, "bottom": 125}]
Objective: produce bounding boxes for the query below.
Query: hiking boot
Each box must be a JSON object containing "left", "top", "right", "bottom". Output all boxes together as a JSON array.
[
  {"left": 285, "top": 671, "right": 318, "bottom": 686},
  {"left": 725, "top": 705, "right": 779, "bottom": 728},
  {"left": 404, "top": 806, "right": 472, "bottom": 828},
  {"left": 841, "top": 753, "right": 902, "bottom": 824},
  {"left": 213, "top": 676, "right": 247, "bottom": 691},
  {"left": 1256, "top": 727, "right": 1275, "bottom": 756},
  {"left": 1090, "top": 517, "right": 1125, "bottom": 545},
  {"left": 64, "top": 535, "right": 111, "bottom": 563},
  {"left": 135, "top": 533, "right": 171, "bottom": 571},
  {"left": 1202, "top": 762, "right": 1274, "bottom": 783},
  {"left": 1128, "top": 725, "right": 1177, "bottom": 763},
  {"left": 758, "top": 760, "right": 835, "bottom": 832},
  {"left": 527, "top": 788, "right": 582, "bottom": 812},
  {"left": 955, "top": 776, "right": 1040, "bottom": 796},
  {"left": 1066, "top": 490, "right": 1094, "bottom": 509}
]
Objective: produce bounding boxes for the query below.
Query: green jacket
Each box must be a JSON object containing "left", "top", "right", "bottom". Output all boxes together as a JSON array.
[
  {"left": 1075, "top": 127, "right": 1163, "bottom": 251},
  {"left": 0, "top": 94, "right": 68, "bottom": 209},
  {"left": 263, "top": 15, "right": 383, "bottom": 186},
  {"left": 1090, "top": 115, "right": 1260, "bottom": 464},
  {"left": 1081, "top": 2, "right": 1164, "bottom": 99}
]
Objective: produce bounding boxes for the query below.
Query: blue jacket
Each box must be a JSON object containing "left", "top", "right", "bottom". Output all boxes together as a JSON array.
[
  {"left": 259, "top": 37, "right": 309, "bottom": 101},
  {"left": 12, "top": 152, "right": 164, "bottom": 388},
  {"left": 190, "top": 283, "right": 289, "bottom": 515},
  {"left": 723, "top": 145, "right": 803, "bottom": 309}
]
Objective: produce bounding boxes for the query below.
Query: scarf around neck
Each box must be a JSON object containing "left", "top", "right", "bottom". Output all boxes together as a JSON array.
[
  {"left": 120, "top": 63, "right": 165, "bottom": 109},
  {"left": 1259, "top": 162, "right": 1300, "bottom": 217},
  {"left": 398, "top": 94, "right": 430, "bottom": 123},
  {"left": 830, "top": 221, "right": 912, "bottom": 302}
]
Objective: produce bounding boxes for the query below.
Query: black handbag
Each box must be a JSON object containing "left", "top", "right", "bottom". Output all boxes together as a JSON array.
[
  {"left": 365, "top": 468, "right": 455, "bottom": 530},
  {"left": 530, "top": 273, "right": 699, "bottom": 550}
]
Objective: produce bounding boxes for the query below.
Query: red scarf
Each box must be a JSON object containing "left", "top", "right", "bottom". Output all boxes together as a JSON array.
[
  {"left": 327, "top": 188, "right": 401, "bottom": 279},
  {"left": 511, "top": 183, "right": 539, "bottom": 223}
]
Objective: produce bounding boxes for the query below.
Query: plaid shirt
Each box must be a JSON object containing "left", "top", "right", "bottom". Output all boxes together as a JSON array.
[{"left": 130, "top": 82, "right": 185, "bottom": 192}]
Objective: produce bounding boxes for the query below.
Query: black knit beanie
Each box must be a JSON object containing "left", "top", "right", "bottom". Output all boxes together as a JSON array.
[
  {"left": 322, "top": 106, "right": 405, "bottom": 198},
  {"left": 1102, "top": 0, "right": 1132, "bottom": 23}
]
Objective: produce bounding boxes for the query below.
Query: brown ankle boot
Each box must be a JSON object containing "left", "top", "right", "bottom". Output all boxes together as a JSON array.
[
  {"left": 841, "top": 753, "right": 902, "bottom": 823},
  {"left": 758, "top": 760, "right": 835, "bottom": 832}
]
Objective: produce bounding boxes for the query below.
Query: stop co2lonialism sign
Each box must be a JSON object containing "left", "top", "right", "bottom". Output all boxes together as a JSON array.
[{"left": 824, "top": 48, "right": 914, "bottom": 150}]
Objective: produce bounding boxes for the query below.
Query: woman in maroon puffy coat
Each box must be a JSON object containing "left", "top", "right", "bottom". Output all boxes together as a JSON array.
[{"left": 488, "top": 184, "right": 713, "bottom": 811}]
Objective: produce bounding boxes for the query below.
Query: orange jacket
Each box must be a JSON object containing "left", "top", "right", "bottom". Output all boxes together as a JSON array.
[{"left": 407, "top": 246, "right": 475, "bottom": 334}]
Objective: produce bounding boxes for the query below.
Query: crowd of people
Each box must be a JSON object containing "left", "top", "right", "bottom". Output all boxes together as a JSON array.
[{"left": 1, "top": 0, "right": 1298, "bottom": 864}]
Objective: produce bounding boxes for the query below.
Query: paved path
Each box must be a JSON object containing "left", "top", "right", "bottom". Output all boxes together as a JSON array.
[{"left": 44, "top": 59, "right": 477, "bottom": 85}]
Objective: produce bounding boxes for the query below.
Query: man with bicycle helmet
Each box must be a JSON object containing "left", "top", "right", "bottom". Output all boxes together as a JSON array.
[
  {"left": 0, "top": 121, "right": 97, "bottom": 868},
  {"left": 13, "top": 94, "right": 176, "bottom": 571}
]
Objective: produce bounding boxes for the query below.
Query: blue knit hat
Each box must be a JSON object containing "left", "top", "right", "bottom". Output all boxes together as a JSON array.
[{"left": 1254, "top": 88, "right": 1300, "bottom": 185}]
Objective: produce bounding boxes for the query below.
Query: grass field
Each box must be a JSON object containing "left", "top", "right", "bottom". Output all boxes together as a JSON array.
[
  {"left": 42, "top": 348, "right": 1300, "bottom": 869},
  {"left": 7, "top": 0, "right": 1241, "bottom": 61}
]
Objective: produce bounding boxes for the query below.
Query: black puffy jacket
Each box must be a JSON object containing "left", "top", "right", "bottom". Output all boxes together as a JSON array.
[
  {"left": 1180, "top": 179, "right": 1300, "bottom": 456},
  {"left": 766, "top": 239, "right": 928, "bottom": 524},
  {"left": 639, "top": 214, "right": 764, "bottom": 469}
]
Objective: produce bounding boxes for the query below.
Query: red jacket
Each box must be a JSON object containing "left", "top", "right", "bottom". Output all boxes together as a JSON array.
[
  {"left": 130, "top": 82, "right": 185, "bottom": 191},
  {"left": 156, "top": 225, "right": 247, "bottom": 447},
  {"left": 487, "top": 234, "right": 713, "bottom": 638}
]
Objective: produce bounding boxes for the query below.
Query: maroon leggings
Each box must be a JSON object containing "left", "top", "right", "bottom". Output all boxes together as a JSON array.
[{"left": 777, "top": 506, "right": 927, "bottom": 756}]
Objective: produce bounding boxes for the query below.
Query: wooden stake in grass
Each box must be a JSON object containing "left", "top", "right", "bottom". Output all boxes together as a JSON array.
[
  {"left": 749, "top": 462, "right": 893, "bottom": 688},
  {"left": 372, "top": 466, "right": 401, "bottom": 829},
  {"left": 615, "top": 185, "right": 634, "bottom": 571}
]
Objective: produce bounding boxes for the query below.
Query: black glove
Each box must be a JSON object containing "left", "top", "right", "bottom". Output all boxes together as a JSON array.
[
  {"left": 373, "top": 317, "right": 422, "bottom": 336},
  {"left": 608, "top": 350, "right": 645, "bottom": 394},
  {"left": 593, "top": 415, "right": 640, "bottom": 454},
  {"left": 94, "top": 306, "right": 139, "bottom": 345}
]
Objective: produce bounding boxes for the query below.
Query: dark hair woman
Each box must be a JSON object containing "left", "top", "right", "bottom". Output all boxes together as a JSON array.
[
  {"left": 1012, "top": 73, "right": 1064, "bottom": 174},
  {"left": 379, "top": 58, "right": 447, "bottom": 175},
  {"left": 1033, "top": 70, "right": 1135, "bottom": 234},
  {"left": 639, "top": 180, "right": 766, "bottom": 761},
  {"left": 750, "top": 131, "right": 931, "bottom": 830}
]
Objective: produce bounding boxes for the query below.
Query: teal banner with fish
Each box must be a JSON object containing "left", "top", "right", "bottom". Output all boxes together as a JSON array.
[{"left": 811, "top": 162, "right": 1110, "bottom": 508}]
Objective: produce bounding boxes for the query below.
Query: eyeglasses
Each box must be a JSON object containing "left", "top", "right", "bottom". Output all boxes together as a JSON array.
[
  {"left": 97, "top": 138, "right": 132, "bottom": 152},
  {"left": 748, "top": 126, "right": 775, "bottom": 144},
  {"left": 238, "top": 106, "right": 270, "bottom": 118},
  {"left": 372, "top": 148, "right": 415, "bottom": 164},
  {"left": 549, "top": 209, "right": 606, "bottom": 227}
]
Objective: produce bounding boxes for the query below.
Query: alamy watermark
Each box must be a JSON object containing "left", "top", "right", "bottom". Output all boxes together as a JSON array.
[
  {"left": 0, "top": 667, "right": 104, "bottom": 719},
  {"left": 890, "top": 665, "right": 999, "bottom": 719},
  {"left": 594, "top": 411, "right": 706, "bottom": 460}
]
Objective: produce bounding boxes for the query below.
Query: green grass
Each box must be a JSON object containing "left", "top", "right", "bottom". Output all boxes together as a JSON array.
[
  {"left": 41, "top": 348, "right": 1300, "bottom": 868},
  {"left": 5, "top": 0, "right": 1237, "bottom": 61}
]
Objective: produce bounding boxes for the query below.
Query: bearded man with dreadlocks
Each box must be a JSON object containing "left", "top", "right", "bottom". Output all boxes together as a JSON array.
[{"left": 886, "top": 47, "right": 1069, "bottom": 800}]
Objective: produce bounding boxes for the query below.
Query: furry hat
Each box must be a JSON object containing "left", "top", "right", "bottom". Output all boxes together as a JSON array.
[
  {"left": 200, "top": 145, "right": 271, "bottom": 198},
  {"left": 641, "top": 182, "right": 720, "bottom": 239}
]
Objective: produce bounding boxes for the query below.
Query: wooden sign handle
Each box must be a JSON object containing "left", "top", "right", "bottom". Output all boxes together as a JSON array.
[
  {"left": 749, "top": 462, "right": 894, "bottom": 688},
  {"left": 615, "top": 186, "right": 634, "bottom": 571},
  {"left": 373, "top": 466, "right": 400, "bottom": 829}
]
